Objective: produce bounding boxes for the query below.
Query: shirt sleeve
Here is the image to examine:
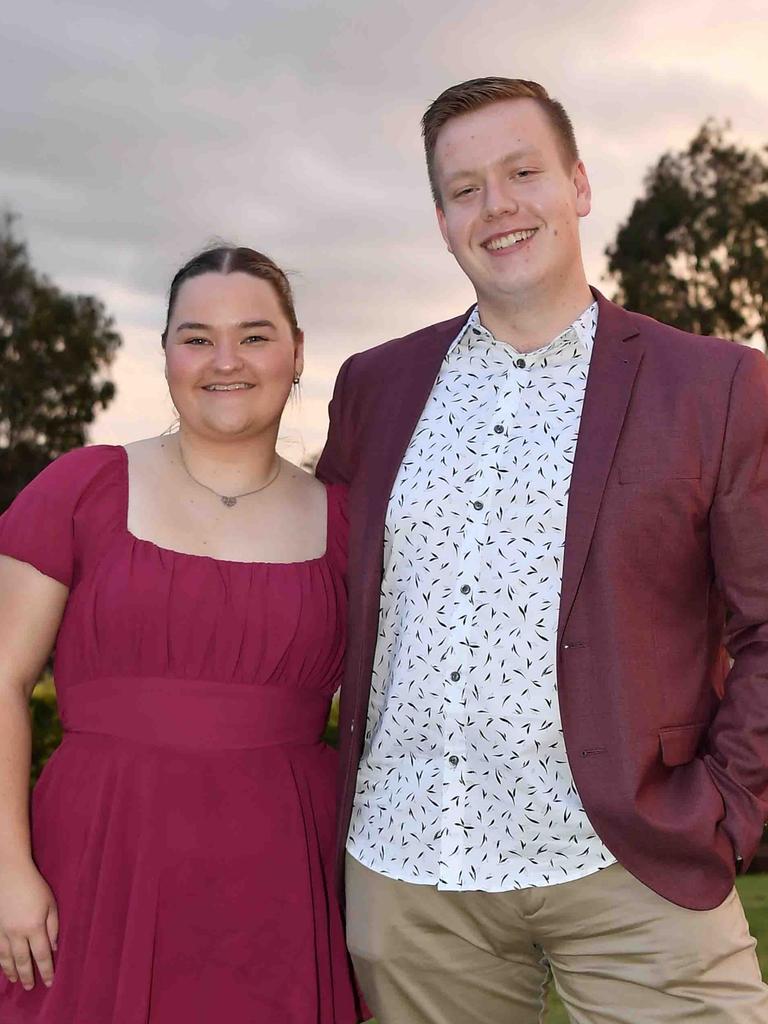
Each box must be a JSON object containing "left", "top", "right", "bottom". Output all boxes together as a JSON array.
[{"left": 0, "top": 447, "right": 114, "bottom": 587}]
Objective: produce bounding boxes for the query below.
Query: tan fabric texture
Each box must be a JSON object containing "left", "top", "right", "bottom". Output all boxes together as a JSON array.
[{"left": 346, "top": 855, "right": 768, "bottom": 1024}]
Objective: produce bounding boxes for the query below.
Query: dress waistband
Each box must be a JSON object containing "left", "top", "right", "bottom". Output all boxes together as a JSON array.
[{"left": 59, "top": 676, "right": 331, "bottom": 751}]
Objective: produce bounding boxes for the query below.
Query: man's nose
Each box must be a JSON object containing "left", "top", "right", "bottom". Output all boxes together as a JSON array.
[{"left": 483, "top": 179, "right": 518, "bottom": 220}]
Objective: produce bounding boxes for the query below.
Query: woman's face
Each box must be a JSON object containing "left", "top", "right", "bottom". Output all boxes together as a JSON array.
[{"left": 164, "top": 271, "right": 303, "bottom": 442}]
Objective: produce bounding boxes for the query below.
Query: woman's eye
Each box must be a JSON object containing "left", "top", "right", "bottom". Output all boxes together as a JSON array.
[
  {"left": 243, "top": 335, "right": 268, "bottom": 344},
  {"left": 185, "top": 337, "right": 211, "bottom": 345}
]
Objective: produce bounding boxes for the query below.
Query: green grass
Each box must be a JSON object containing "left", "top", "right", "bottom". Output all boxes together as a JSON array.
[
  {"left": 736, "top": 874, "right": 768, "bottom": 979},
  {"left": 367, "top": 874, "right": 767, "bottom": 1023}
]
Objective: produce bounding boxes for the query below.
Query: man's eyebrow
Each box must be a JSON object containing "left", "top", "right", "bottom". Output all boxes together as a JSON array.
[
  {"left": 175, "top": 319, "right": 277, "bottom": 332},
  {"left": 443, "top": 147, "right": 541, "bottom": 185}
]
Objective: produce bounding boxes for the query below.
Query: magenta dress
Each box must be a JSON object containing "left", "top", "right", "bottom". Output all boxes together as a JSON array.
[{"left": 0, "top": 445, "right": 365, "bottom": 1024}]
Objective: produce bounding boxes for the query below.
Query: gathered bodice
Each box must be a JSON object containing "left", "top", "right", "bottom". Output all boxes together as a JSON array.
[{"left": 1, "top": 445, "right": 348, "bottom": 697}]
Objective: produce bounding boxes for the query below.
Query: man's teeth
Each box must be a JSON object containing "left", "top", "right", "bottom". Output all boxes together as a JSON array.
[
  {"left": 204, "top": 383, "right": 253, "bottom": 391},
  {"left": 486, "top": 228, "right": 537, "bottom": 251}
]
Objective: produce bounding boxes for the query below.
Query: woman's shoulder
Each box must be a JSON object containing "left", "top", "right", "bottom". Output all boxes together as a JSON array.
[
  {"left": 323, "top": 479, "right": 349, "bottom": 517},
  {"left": 44, "top": 443, "right": 123, "bottom": 476},
  {"left": 26, "top": 444, "right": 124, "bottom": 504},
  {"left": 320, "top": 479, "right": 348, "bottom": 561}
]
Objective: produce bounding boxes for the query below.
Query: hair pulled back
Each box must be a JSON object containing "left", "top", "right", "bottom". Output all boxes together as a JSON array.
[{"left": 161, "top": 246, "right": 299, "bottom": 347}]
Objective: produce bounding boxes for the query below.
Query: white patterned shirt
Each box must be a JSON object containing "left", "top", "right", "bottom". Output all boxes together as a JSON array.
[{"left": 347, "top": 302, "right": 616, "bottom": 891}]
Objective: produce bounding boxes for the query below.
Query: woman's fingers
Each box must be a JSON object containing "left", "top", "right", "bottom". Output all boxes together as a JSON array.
[
  {"left": 0, "top": 867, "right": 59, "bottom": 989},
  {"left": 9, "top": 935, "right": 34, "bottom": 990},
  {"left": 0, "top": 935, "right": 18, "bottom": 983},
  {"left": 28, "top": 926, "right": 55, "bottom": 988}
]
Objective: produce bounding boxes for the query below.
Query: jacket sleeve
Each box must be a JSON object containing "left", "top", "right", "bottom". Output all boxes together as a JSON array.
[
  {"left": 316, "top": 355, "right": 356, "bottom": 486},
  {"left": 706, "top": 345, "right": 768, "bottom": 869}
]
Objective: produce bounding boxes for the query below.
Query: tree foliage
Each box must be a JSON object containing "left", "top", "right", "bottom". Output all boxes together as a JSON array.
[
  {"left": 606, "top": 121, "right": 768, "bottom": 348},
  {"left": 0, "top": 212, "right": 121, "bottom": 511}
]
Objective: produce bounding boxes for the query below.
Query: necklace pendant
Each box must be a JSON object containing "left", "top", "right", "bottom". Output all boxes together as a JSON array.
[{"left": 221, "top": 496, "right": 237, "bottom": 508}]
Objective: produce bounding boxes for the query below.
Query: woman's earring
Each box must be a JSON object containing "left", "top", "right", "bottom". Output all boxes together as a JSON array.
[{"left": 293, "top": 375, "right": 301, "bottom": 386}]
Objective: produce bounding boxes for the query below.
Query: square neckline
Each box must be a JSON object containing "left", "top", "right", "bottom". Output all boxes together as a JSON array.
[{"left": 117, "top": 444, "right": 330, "bottom": 567}]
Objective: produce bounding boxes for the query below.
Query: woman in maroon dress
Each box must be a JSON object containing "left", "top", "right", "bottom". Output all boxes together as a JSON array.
[{"left": 0, "top": 247, "right": 366, "bottom": 1023}]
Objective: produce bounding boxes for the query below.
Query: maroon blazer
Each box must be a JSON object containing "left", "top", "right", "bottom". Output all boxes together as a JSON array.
[{"left": 316, "top": 289, "right": 768, "bottom": 911}]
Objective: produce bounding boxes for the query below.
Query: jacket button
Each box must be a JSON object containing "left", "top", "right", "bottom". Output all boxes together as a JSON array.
[{"left": 448, "top": 755, "right": 459, "bottom": 767}]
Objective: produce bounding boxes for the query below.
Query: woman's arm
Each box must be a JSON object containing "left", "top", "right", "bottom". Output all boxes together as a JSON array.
[{"left": 0, "top": 555, "right": 67, "bottom": 991}]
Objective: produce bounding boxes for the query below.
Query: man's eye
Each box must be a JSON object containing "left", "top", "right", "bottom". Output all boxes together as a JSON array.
[
  {"left": 454, "top": 186, "right": 476, "bottom": 199},
  {"left": 514, "top": 169, "right": 533, "bottom": 179}
]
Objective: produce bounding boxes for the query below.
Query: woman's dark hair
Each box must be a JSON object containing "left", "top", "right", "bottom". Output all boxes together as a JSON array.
[{"left": 161, "top": 246, "right": 300, "bottom": 347}]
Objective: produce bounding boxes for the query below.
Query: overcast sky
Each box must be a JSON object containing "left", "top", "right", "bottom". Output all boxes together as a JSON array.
[{"left": 2, "top": 0, "right": 766, "bottom": 460}]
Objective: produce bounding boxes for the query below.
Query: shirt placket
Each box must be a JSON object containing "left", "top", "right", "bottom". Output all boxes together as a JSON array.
[{"left": 437, "top": 344, "right": 525, "bottom": 888}]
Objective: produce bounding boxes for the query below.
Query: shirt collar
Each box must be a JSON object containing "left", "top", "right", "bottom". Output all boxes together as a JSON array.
[{"left": 454, "top": 301, "right": 599, "bottom": 368}]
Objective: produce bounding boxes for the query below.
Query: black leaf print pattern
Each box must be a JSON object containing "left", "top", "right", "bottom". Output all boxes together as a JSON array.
[{"left": 347, "top": 303, "right": 615, "bottom": 891}]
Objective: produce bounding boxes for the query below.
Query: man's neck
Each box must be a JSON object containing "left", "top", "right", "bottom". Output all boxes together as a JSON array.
[{"left": 476, "top": 281, "right": 595, "bottom": 353}]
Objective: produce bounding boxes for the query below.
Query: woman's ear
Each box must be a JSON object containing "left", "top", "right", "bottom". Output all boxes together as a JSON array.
[{"left": 293, "top": 329, "right": 305, "bottom": 379}]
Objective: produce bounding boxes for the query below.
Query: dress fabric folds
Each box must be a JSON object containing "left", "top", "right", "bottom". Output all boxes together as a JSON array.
[{"left": 0, "top": 445, "right": 364, "bottom": 1024}]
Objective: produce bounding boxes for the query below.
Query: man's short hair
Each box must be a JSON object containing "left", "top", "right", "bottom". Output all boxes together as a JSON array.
[{"left": 422, "top": 77, "right": 580, "bottom": 206}]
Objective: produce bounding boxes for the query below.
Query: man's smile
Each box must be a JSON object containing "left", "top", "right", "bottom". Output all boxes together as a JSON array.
[{"left": 482, "top": 228, "right": 538, "bottom": 252}]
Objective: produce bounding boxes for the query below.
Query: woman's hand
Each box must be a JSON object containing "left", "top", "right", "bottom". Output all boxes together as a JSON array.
[
  {"left": 0, "top": 860, "right": 58, "bottom": 990},
  {"left": 0, "top": 555, "right": 68, "bottom": 993}
]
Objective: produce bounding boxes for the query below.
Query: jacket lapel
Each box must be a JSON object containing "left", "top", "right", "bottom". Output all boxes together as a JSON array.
[{"left": 557, "top": 292, "right": 644, "bottom": 639}]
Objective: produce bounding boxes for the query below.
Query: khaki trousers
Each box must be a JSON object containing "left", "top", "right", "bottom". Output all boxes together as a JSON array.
[{"left": 346, "top": 855, "right": 768, "bottom": 1024}]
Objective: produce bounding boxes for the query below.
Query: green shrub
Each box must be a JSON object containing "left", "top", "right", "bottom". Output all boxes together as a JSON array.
[{"left": 29, "top": 675, "right": 61, "bottom": 785}]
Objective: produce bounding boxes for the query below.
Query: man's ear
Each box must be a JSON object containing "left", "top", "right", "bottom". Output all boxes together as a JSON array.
[
  {"left": 436, "top": 202, "right": 453, "bottom": 254},
  {"left": 573, "top": 160, "right": 592, "bottom": 219}
]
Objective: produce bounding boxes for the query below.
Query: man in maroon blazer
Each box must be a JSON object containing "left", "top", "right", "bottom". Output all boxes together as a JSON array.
[{"left": 317, "top": 77, "right": 768, "bottom": 1022}]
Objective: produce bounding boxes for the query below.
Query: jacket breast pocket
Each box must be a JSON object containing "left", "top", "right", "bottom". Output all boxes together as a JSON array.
[
  {"left": 619, "top": 458, "right": 701, "bottom": 484},
  {"left": 659, "top": 722, "right": 708, "bottom": 767}
]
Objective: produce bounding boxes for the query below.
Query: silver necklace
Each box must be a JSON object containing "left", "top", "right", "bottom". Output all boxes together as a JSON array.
[{"left": 177, "top": 443, "right": 282, "bottom": 508}]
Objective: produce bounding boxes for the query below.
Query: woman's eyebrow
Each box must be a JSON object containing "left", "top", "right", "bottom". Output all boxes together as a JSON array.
[{"left": 175, "top": 319, "right": 277, "bottom": 332}]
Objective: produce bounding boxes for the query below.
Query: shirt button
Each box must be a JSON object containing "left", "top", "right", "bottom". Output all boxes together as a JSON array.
[
  {"left": 493, "top": 424, "right": 504, "bottom": 434},
  {"left": 460, "top": 584, "right": 471, "bottom": 595},
  {"left": 515, "top": 357, "right": 526, "bottom": 369},
  {"left": 472, "top": 500, "right": 484, "bottom": 511},
  {"left": 448, "top": 755, "right": 460, "bottom": 767},
  {"left": 450, "top": 671, "right": 460, "bottom": 682}
]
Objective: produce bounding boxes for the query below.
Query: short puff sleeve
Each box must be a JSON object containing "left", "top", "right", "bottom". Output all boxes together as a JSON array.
[
  {"left": 324, "top": 483, "right": 349, "bottom": 574},
  {"left": 0, "top": 446, "right": 116, "bottom": 586}
]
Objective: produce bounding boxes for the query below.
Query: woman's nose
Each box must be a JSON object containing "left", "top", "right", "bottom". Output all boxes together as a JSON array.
[{"left": 211, "top": 341, "right": 245, "bottom": 372}]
